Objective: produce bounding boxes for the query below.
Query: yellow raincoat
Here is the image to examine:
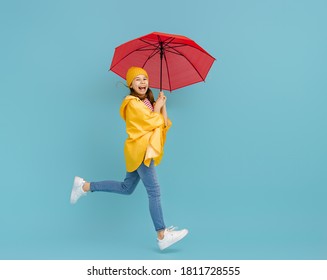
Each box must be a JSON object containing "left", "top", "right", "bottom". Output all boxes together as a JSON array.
[{"left": 120, "top": 95, "right": 172, "bottom": 172}]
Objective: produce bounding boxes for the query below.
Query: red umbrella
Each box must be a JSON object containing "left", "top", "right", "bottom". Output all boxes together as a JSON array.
[{"left": 109, "top": 31, "right": 216, "bottom": 91}]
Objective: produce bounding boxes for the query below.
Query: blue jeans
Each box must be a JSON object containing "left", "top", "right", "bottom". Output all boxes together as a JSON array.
[{"left": 90, "top": 160, "right": 166, "bottom": 232}]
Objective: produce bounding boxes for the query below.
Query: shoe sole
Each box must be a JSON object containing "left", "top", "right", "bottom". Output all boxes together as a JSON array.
[
  {"left": 159, "top": 229, "right": 189, "bottom": 250},
  {"left": 70, "top": 176, "right": 83, "bottom": 204}
]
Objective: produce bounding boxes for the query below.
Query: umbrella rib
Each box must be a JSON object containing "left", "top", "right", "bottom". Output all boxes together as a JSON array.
[
  {"left": 165, "top": 48, "right": 185, "bottom": 56},
  {"left": 165, "top": 47, "right": 206, "bottom": 81},
  {"left": 110, "top": 44, "right": 158, "bottom": 70},
  {"left": 136, "top": 38, "right": 164, "bottom": 69},
  {"left": 139, "top": 38, "right": 160, "bottom": 49},
  {"left": 167, "top": 43, "right": 215, "bottom": 59},
  {"left": 141, "top": 49, "right": 161, "bottom": 68},
  {"left": 161, "top": 37, "right": 175, "bottom": 48},
  {"left": 163, "top": 50, "right": 172, "bottom": 92},
  {"left": 136, "top": 48, "right": 160, "bottom": 51},
  {"left": 140, "top": 37, "right": 177, "bottom": 50}
]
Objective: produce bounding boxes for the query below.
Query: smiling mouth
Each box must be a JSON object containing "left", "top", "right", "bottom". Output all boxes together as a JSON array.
[{"left": 138, "top": 87, "right": 147, "bottom": 91}]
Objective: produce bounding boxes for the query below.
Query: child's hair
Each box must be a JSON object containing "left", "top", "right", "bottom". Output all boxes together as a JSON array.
[{"left": 129, "top": 88, "right": 155, "bottom": 105}]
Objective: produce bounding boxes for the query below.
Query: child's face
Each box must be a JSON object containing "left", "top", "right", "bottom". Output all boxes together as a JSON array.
[{"left": 131, "top": 74, "right": 149, "bottom": 95}]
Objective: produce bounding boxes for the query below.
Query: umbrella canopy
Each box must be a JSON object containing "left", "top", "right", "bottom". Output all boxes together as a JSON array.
[{"left": 110, "top": 32, "right": 216, "bottom": 91}]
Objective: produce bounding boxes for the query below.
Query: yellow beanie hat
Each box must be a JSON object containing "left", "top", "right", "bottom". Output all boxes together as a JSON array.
[{"left": 126, "top": 66, "right": 149, "bottom": 87}]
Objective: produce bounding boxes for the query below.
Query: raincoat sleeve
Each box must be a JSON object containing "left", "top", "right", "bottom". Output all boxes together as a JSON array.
[{"left": 125, "top": 99, "right": 171, "bottom": 135}]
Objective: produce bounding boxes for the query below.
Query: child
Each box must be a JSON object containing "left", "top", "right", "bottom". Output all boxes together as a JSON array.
[{"left": 70, "top": 66, "right": 188, "bottom": 250}]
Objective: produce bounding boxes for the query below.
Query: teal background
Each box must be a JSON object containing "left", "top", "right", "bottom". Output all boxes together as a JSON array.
[{"left": 1, "top": 0, "right": 326, "bottom": 259}]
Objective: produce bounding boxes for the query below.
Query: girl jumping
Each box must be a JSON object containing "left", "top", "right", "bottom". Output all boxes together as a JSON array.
[{"left": 70, "top": 66, "right": 188, "bottom": 250}]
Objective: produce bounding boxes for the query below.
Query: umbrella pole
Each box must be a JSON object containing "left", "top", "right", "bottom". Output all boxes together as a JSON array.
[{"left": 159, "top": 42, "right": 163, "bottom": 92}]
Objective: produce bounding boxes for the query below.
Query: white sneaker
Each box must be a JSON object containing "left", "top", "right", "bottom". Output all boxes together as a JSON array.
[
  {"left": 157, "top": 226, "right": 188, "bottom": 250},
  {"left": 70, "top": 176, "right": 87, "bottom": 204}
]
